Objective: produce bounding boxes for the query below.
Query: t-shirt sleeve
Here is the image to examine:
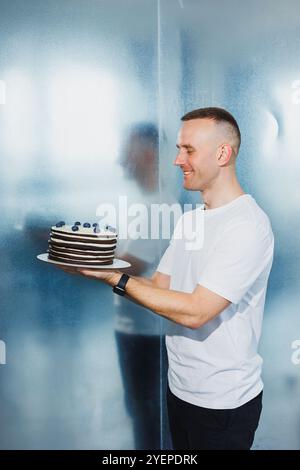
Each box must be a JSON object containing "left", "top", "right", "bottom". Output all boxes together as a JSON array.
[
  {"left": 156, "top": 215, "right": 184, "bottom": 275},
  {"left": 197, "top": 221, "right": 274, "bottom": 304}
]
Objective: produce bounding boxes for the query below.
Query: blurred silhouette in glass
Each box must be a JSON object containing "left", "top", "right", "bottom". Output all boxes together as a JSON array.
[{"left": 114, "top": 123, "right": 168, "bottom": 450}]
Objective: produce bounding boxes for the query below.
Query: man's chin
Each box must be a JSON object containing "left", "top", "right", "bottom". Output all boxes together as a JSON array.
[{"left": 183, "top": 182, "right": 199, "bottom": 191}]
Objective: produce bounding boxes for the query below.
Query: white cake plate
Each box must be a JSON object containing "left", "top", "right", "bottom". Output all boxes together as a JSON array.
[{"left": 37, "top": 253, "right": 131, "bottom": 269}]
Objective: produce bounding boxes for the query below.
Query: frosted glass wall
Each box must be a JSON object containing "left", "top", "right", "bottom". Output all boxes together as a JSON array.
[
  {"left": 0, "top": 0, "right": 165, "bottom": 450},
  {"left": 1, "top": 0, "right": 300, "bottom": 451},
  {"left": 159, "top": 0, "right": 300, "bottom": 450}
]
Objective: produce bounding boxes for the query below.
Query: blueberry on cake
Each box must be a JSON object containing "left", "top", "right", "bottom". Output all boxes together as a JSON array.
[{"left": 48, "top": 221, "right": 117, "bottom": 266}]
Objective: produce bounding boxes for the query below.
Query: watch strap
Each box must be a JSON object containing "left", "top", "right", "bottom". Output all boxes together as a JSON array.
[{"left": 113, "top": 273, "right": 130, "bottom": 296}]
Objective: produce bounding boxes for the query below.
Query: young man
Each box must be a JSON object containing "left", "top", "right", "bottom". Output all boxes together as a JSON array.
[{"left": 59, "top": 107, "right": 274, "bottom": 450}]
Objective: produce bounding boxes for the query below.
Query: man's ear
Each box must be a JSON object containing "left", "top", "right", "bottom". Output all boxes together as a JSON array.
[{"left": 217, "top": 144, "right": 233, "bottom": 166}]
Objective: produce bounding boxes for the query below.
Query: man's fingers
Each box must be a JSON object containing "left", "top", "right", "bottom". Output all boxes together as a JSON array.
[
  {"left": 56, "top": 265, "right": 80, "bottom": 275},
  {"left": 78, "top": 268, "right": 108, "bottom": 278},
  {"left": 54, "top": 265, "right": 120, "bottom": 284},
  {"left": 77, "top": 269, "right": 119, "bottom": 283}
]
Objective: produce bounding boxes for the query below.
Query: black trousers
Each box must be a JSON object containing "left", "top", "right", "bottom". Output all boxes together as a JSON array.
[{"left": 167, "top": 386, "right": 263, "bottom": 450}]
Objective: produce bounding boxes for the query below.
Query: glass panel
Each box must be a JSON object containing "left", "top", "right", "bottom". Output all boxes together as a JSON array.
[
  {"left": 159, "top": 0, "right": 300, "bottom": 449},
  {"left": 0, "top": 0, "right": 162, "bottom": 450}
]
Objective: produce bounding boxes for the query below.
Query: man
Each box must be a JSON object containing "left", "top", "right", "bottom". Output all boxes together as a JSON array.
[{"left": 59, "top": 107, "right": 274, "bottom": 450}]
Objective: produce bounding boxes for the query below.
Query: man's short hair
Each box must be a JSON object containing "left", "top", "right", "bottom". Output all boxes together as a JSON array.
[{"left": 181, "top": 107, "right": 241, "bottom": 154}]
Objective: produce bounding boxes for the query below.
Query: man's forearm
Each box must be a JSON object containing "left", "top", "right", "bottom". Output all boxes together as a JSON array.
[
  {"left": 109, "top": 273, "right": 199, "bottom": 329},
  {"left": 129, "top": 275, "right": 155, "bottom": 287},
  {"left": 120, "top": 275, "right": 157, "bottom": 309}
]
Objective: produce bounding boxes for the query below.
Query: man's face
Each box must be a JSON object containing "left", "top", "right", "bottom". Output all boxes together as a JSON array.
[{"left": 174, "top": 119, "right": 222, "bottom": 191}]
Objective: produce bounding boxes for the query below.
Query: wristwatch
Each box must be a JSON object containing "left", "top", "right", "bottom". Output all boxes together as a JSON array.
[{"left": 113, "top": 273, "right": 130, "bottom": 296}]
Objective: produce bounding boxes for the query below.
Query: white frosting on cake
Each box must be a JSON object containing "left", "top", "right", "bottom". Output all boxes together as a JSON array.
[{"left": 51, "top": 225, "right": 117, "bottom": 238}]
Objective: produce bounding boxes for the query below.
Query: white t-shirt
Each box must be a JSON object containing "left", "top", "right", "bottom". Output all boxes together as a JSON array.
[{"left": 157, "top": 194, "right": 274, "bottom": 409}]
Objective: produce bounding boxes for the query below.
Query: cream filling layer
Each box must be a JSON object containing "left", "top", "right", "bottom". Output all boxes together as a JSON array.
[
  {"left": 49, "top": 254, "right": 112, "bottom": 264},
  {"left": 50, "top": 249, "right": 114, "bottom": 259},
  {"left": 50, "top": 237, "right": 117, "bottom": 248}
]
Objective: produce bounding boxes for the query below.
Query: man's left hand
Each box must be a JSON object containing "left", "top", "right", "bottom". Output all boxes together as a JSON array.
[{"left": 55, "top": 265, "right": 122, "bottom": 286}]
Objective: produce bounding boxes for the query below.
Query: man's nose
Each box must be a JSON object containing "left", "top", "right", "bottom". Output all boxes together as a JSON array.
[{"left": 173, "top": 151, "right": 187, "bottom": 166}]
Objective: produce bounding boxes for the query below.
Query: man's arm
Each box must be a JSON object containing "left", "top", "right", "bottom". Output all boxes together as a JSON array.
[
  {"left": 116, "top": 275, "right": 230, "bottom": 329},
  {"left": 70, "top": 268, "right": 230, "bottom": 329},
  {"left": 129, "top": 271, "right": 171, "bottom": 289}
]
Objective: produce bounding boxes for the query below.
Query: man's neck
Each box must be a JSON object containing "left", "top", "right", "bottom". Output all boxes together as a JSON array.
[{"left": 201, "top": 185, "right": 246, "bottom": 211}]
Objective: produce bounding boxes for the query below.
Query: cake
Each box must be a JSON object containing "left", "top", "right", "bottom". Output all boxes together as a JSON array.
[{"left": 48, "top": 221, "right": 118, "bottom": 266}]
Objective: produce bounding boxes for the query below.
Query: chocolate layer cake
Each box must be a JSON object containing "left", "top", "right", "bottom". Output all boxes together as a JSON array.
[{"left": 48, "top": 221, "right": 117, "bottom": 265}]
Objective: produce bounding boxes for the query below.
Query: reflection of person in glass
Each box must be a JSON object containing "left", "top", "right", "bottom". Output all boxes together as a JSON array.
[
  {"left": 114, "top": 123, "right": 166, "bottom": 450},
  {"left": 58, "top": 108, "right": 274, "bottom": 450}
]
